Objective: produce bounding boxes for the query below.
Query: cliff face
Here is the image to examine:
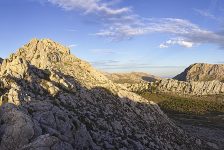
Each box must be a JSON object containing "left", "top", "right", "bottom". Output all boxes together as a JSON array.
[
  {"left": 0, "top": 39, "right": 208, "bottom": 150},
  {"left": 122, "top": 79, "right": 224, "bottom": 96},
  {"left": 156, "top": 79, "right": 224, "bottom": 96},
  {"left": 174, "top": 63, "right": 224, "bottom": 82}
]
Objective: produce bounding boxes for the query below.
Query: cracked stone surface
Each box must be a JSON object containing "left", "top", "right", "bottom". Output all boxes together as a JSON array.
[
  {"left": 0, "top": 39, "right": 217, "bottom": 150},
  {"left": 122, "top": 79, "right": 224, "bottom": 96}
]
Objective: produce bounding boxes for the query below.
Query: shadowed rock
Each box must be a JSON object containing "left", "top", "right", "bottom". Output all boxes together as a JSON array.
[
  {"left": 0, "top": 58, "right": 3, "bottom": 64},
  {"left": 0, "top": 39, "right": 217, "bottom": 150}
]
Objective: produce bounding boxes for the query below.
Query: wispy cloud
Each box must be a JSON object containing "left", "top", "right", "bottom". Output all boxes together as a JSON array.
[
  {"left": 46, "top": 0, "right": 130, "bottom": 15},
  {"left": 159, "top": 38, "right": 194, "bottom": 48},
  {"left": 91, "top": 60, "right": 186, "bottom": 70},
  {"left": 90, "top": 49, "right": 117, "bottom": 55},
  {"left": 40, "top": 0, "right": 224, "bottom": 49},
  {"left": 67, "top": 44, "right": 77, "bottom": 48},
  {"left": 65, "top": 29, "right": 77, "bottom": 32},
  {"left": 91, "top": 60, "right": 120, "bottom": 67},
  {"left": 96, "top": 17, "right": 224, "bottom": 48},
  {"left": 194, "top": 9, "right": 217, "bottom": 20}
]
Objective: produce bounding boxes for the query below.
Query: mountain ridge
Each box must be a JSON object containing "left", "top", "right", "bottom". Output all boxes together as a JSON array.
[
  {"left": 0, "top": 39, "right": 211, "bottom": 150},
  {"left": 104, "top": 72, "right": 160, "bottom": 84},
  {"left": 174, "top": 63, "right": 224, "bottom": 82}
]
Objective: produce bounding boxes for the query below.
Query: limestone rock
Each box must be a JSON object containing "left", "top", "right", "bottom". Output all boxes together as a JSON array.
[
  {"left": 123, "top": 79, "right": 224, "bottom": 96},
  {"left": 0, "top": 103, "right": 34, "bottom": 150},
  {"left": 21, "top": 134, "right": 73, "bottom": 150},
  {"left": 0, "top": 57, "right": 29, "bottom": 79},
  {"left": 174, "top": 63, "right": 224, "bottom": 82},
  {"left": 0, "top": 39, "right": 215, "bottom": 150},
  {"left": 104, "top": 72, "right": 160, "bottom": 84}
]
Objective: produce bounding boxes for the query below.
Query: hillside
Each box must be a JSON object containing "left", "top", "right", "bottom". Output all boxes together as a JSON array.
[
  {"left": 174, "top": 63, "right": 224, "bottom": 82},
  {"left": 104, "top": 72, "right": 160, "bottom": 84},
  {"left": 0, "top": 39, "right": 211, "bottom": 150},
  {"left": 122, "top": 79, "right": 224, "bottom": 96}
]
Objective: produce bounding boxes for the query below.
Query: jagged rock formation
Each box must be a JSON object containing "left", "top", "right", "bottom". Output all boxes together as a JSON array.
[
  {"left": 156, "top": 79, "right": 224, "bottom": 96},
  {"left": 104, "top": 72, "right": 160, "bottom": 84},
  {"left": 122, "top": 79, "right": 224, "bottom": 96},
  {"left": 0, "top": 39, "right": 215, "bottom": 150},
  {"left": 0, "top": 57, "right": 3, "bottom": 69},
  {"left": 174, "top": 63, "right": 224, "bottom": 82}
]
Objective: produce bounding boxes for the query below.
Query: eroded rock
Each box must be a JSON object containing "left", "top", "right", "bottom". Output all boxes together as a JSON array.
[
  {"left": 0, "top": 39, "right": 216, "bottom": 150},
  {"left": 174, "top": 63, "right": 224, "bottom": 82}
]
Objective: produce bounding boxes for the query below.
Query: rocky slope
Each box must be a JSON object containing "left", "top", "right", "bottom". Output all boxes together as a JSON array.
[
  {"left": 104, "top": 72, "right": 160, "bottom": 84},
  {"left": 0, "top": 57, "right": 3, "bottom": 68},
  {"left": 0, "top": 57, "right": 3, "bottom": 63},
  {"left": 121, "top": 79, "right": 224, "bottom": 96},
  {"left": 174, "top": 63, "right": 224, "bottom": 82},
  {"left": 0, "top": 39, "right": 214, "bottom": 150}
]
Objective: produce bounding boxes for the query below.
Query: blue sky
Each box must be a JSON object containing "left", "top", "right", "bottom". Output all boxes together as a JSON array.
[{"left": 0, "top": 0, "right": 224, "bottom": 77}]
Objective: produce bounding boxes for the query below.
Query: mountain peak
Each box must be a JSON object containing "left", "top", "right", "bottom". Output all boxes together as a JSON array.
[
  {"left": 7, "top": 38, "right": 73, "bottom": 69},
  {"left": 0, "top": 39, "right": 213, "bottom": 149},
  {"left": 174, "top": 63, "right": 224, "bottom": 82},
  {"left": 23, "top": 38, "right": 71, "bottom": 55}
]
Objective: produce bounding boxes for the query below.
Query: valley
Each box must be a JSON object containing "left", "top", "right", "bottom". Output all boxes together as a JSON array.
[
  {"left": 108, "top": 72, "right": 224, "bottom": 149},
  {"left": 2, "top": 0, "right": 224, "bottom": 149},
  {"left": 0, "top": 39, "right": 223, "bottom": 149}
]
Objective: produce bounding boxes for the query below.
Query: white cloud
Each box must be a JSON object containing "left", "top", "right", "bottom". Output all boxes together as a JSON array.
[
  {"left": 194, "top": 9, "right": 217, "bottom": 20},
  {"left": 96, "top": 17, "right": 224, "bottom": 48},
  {"left": 67, "top": 44, "right": 77, "bottom": 48},
  {"left": 47, "top": 0, "right": 130, "bottom": 15},
  {"left": 38, "top": 0, "right": 224, "bottom": 49},
  {"left": 90, "top": 49, "right": 116, "bottom": 55},
  {"left": 65, "top": 29, "right": 77, "bottom": 32},
  {"left": 159, "top": 39, "right": 194, "bottom": 48},
  {"left": 91, "top": 60, "right": 185, "bottom": 70},
  {"left": 159, "top": 44, "right": 169, "bottom": 48}
]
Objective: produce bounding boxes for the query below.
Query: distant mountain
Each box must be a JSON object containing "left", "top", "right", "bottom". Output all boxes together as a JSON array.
[
  {"left": 122, "top": 79, "right": 224, "bottom": 96},
  {"left": 174, "top": 63, "right": 224, "bottom": 82},
  {"left": 0, "top": 39, "right": 209, "bottom": 149},
  {"left": 104, "top": 72, "right": 160, "bottom": 84}
]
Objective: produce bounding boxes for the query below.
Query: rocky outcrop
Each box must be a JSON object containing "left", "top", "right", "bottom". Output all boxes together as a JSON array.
[
  {"left": 0, "top": 39, "right": 215, "bottom": 150},
  {"left": 104, "top": 72, "right": 160, "bottom": 84},
  {"left": 0, "top": 57, "right": 3, "bottom": 71},
  {"left": 174, "top": 63, "right": 224, "bottom": 82},
  {"left": 122, "top": 79, "right": 224, "bottom": 96},
  {"left": 156, "top": 79, "right": 224, "bottom": 96}
]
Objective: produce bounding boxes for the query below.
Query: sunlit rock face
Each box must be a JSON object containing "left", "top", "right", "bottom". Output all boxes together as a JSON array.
[
  {"left": 0, "top": 39, "right": 214, "bottom": 150},
  {"left": 122, "top": 79, "right": 224, "bottom": 96},
  {"left": 174, "top": 63, "right": 224, "bottom": 82}
]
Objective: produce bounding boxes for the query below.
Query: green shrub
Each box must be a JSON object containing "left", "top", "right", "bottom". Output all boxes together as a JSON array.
[{"left": 139, "top": 92, "right": 224, "bottom": 115}]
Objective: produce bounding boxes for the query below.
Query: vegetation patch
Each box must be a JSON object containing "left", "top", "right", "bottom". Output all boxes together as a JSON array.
[{"left": 139, "top": 92, "right": 224, "bottom": 115}]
